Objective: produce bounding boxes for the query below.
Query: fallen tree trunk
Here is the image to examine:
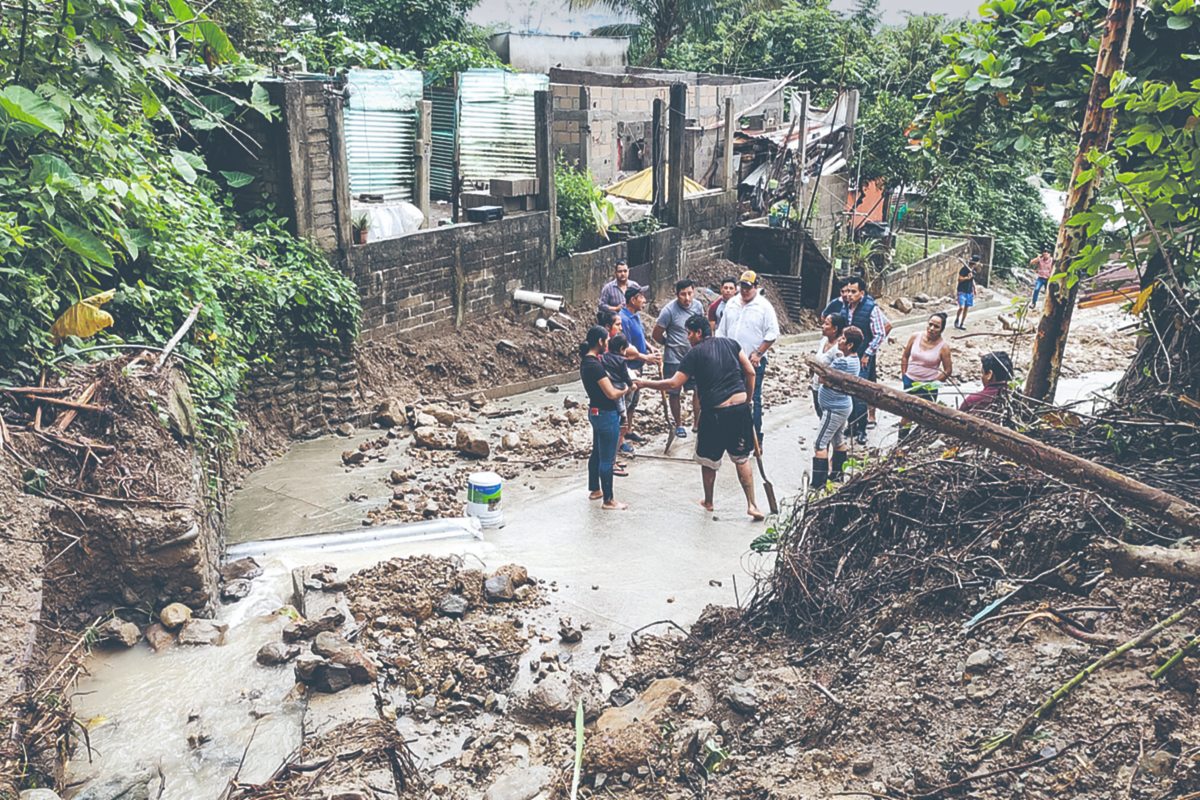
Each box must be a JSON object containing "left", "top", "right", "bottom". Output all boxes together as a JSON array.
[
  {"left": 1100, "top": 540, "right": 1200, "bottom": 584},
  {"left": 805, "top": 356, "right": 1200, "bottom": 537}
]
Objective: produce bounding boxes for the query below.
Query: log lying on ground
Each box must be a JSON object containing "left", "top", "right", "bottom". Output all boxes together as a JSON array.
[
  {"left": 805, "top": 356, "right": 1200, "bottom": 537},
  {"left": 1100, "top": 539, "right": 1200, "bottom": 584}
]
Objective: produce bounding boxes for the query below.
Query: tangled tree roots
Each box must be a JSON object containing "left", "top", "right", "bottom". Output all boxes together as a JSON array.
[{"left": 748, "top": 394, "right": 1200, "bottom": 636}]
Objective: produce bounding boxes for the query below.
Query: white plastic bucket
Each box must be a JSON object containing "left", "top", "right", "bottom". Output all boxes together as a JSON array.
[{"left": 465, "top": 471, "right": 504, "bottom": 529}]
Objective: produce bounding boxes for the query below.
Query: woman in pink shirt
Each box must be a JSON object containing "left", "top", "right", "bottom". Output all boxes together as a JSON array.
[
  {"left": 1030, "top": 247, "right": 1053, "bottom": 308},
  {"left": 898, "top": 312, "right": 953, "bottom": 435}
]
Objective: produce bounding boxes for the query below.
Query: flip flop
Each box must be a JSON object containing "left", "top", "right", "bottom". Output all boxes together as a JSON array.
[{"left": 613, "top": 465, "right": 629, "bottom": 477}]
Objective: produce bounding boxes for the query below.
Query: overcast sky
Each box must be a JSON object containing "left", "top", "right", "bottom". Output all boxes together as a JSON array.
[{"left": 469, "top": 0, "right": 981, "bottom": 35}]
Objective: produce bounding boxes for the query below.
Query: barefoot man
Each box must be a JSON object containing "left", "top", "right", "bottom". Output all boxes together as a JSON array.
[{"left": 636, "top": 314, "right": 765, "bottom": 521}]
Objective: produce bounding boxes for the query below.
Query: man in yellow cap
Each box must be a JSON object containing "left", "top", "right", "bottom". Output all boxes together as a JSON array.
[{"left": 715, "top": 270, "right": 779, "bottom": 447}]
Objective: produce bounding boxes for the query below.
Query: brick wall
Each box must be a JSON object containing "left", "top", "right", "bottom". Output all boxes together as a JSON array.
[
  {"left": 351, "top": 212, "right": 551, "bottom": 339},
  {"left": 871, "top": 239, "right": 972, "bottom": 300},
  {"left": 681, "top": 189, "right": 737, "bottom": 264},
  {"left": 550, "top": 70, "right": 784, "bottom": 186},
  {"left": 203, "top": 77, "right": 350, "bottom": 257}
]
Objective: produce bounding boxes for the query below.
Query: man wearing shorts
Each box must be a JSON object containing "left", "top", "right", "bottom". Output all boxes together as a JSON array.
[
  {"left": 955, "top": 255, "right": 978, "bottom": 330},
  {"left": 652, "top": 280, "right": 706, "bottom": 438},
  {"left": 637, "top": 315, "right": 764, "bottom": 521}
]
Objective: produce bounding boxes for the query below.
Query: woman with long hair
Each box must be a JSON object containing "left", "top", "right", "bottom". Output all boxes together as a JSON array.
[
  {"left": 899, "top": 312, "right": 953, "bottom": 435},
  {"left": 579, "top": 325, "right": 631, "bottom": 510}
]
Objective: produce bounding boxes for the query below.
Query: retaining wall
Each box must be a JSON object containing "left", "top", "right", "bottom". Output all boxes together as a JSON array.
[
  {"left": 549, "top": 227, "right": 682, "bottom": 308},
  {"left": 871, "top": 239, "right": 972, "bottom": 300},
  {"left": 681, "top": 189, "right": 737, "bottom": 265}
]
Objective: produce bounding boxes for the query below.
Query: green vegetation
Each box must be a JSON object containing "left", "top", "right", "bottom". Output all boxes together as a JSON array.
[
  {"left": 892, "top": 233, "right": 960, "bottom": 267},
  {"left": 280, "top": 33, "right": 503, "bottom": 82},
  {"left": 554, "top": 158, "right": 617, "bottom": 257},
  {"left": 283, "top": 0, "right": 482, "bottom": 55},
  {"left": 0, "top": 0, "right": 359, "bottom": 443}
]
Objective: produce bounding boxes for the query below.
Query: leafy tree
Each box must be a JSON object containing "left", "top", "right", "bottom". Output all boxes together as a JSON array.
[
  {"left": 0, "top": 0, "right": 359, "bottom": 440},
  {"left": 579, "top": 0, "right": 726, "bottom": 67},
  {"left": 285, "top": 0, "right": 481, "bottom": 55}
]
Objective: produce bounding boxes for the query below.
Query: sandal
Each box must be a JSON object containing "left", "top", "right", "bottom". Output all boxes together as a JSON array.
[
  {"left": 866, "top": 421, "right": 877, "bottom": 430},
  {"left": 613, "top": 465, "right": 629, "bottom": 477}
]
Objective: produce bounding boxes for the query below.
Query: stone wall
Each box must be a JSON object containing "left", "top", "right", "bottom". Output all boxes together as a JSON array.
[
  {"left": 241, "top": 345, "right": 362, "bottom": 441},
  {"left": 871, "top": 239, "right": 972, "bottom": 300},
  {"left": 351, "top": 212, "right": 552, "bottom": 339}
]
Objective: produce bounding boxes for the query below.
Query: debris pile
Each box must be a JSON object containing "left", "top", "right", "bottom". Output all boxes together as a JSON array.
[{"left": 346, "top": 557, "right": 544, "bottom": 715}]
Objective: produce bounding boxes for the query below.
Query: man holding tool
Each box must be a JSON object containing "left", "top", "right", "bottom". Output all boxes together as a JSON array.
[{"left": 637, "top": 315, "right": 766, "bottom": 522}]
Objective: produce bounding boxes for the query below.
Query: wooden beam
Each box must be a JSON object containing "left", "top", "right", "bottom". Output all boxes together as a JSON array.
[{"left": 805, "top": 355, "right": 1200, "bottom": 536}]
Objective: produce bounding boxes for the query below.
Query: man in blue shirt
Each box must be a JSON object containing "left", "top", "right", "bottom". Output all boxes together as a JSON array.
[{"left": 618, "top": 286, "right": 660, "bottom": 447}]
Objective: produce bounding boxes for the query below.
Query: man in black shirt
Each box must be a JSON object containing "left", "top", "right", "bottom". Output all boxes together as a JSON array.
[{"left": 636, "top": 315, "right": 765, "bottom": 521}]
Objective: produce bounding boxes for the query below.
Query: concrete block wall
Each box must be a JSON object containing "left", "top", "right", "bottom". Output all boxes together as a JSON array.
[
  {"left": 871, "top": 239, "right": 972, "bottom": 300},
  {"left": 203, "top": 77, "right": 349, "bottom": 258},
  {"left": 352, "top": 212, "right": 551, "bottom": 339},
  {"left": 681, "top": 189, "right": 738, "bottom": 264},
  {"left": 550, "top": 69, "right": 783, "bottom": 187},
  {"left": 549, "top": 227, "right": 682, "bottom": 308}
]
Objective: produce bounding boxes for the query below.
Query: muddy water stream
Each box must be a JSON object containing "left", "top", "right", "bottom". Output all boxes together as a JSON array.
[{"left": 63, "top": 367, "right": 1126, "bottom": 798}]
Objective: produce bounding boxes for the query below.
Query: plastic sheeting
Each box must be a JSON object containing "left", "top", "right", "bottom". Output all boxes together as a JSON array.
[
  {"left": 605, "top": 167, "right": 707, "bottom": 203},
  {"left": 344, "top": 69, "right": 423, "bottom": 202}
]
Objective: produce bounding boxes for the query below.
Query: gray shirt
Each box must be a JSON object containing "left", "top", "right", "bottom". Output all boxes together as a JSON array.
[{"left": 656, "top": 299, "right": 706, "bottom": 365}]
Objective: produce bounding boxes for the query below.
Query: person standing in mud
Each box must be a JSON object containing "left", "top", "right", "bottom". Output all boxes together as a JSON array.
[
  {"left": 579, "top": 326, "right": 632, "bottom": 510},
  {"left": 652, "top": 280, "right": 706, "bottom": 439},
  {"left": 619, "top": 286, "right": 660, "bottom": 449},
  {"left": 636, "top": 315, "right": 765, "bottom": 521},
  {"left": 598, "top": 258, "right": 639, "bottom": 314}
]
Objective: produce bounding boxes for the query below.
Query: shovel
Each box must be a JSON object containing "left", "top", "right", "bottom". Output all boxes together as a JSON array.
[
  {"left": 657, "top": 362, "right": 677, "bottom": 455},
  {"left": 751, "top": 428, "right": 778, "bottom": 514}
]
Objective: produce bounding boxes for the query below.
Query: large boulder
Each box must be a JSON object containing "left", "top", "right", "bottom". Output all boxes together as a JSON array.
[
  {"left": 219, "top": 556, "right": 262, "bottom": 582},
  {"left": 143, "top": 623, "right": 175, "bottom": 652},
  {"left": 96, "top": 618, "right": 140, "bottom": 648},
  {"left": 413, "top": 426, "right": 455, "bottom": 451},
  {"left": 311, "top": 662, "right": 354, "bottom": 694},
  {"left": 257, "top": 641, "right": 300, "bottom": 666},
  {"left": 424, "top": 404, "right": 460, "bottom": 425},
  {"left": 282, "top": 606, "right": 346, "bottom": 642},
  {"left": 455, "top": 427, "right": 491, "bottom": 458},
  {"left": 312, "top": 632, "right": 377, "bottom": 684},
  {"left": 159, "top": 602, "right": 192, "bottom": 630},
  {"left": 892, "top": 297, "right": 915, "bottom": 313},
  {"left": 587, "top": 679, "right": 701, "bottom": 774},
  {"left": 483, "top": 575, "right": 515, "bottom": 603},
  {"left": 373, "top": 398, "right": 405, "bottom": 428},
  {"left": 178, "top": 618, "right": 228, "bottom": 647}
]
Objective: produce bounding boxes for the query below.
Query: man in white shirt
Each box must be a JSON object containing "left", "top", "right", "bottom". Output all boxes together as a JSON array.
[{"left": 716, "top": 270, "right": 779, "bottom": 447}]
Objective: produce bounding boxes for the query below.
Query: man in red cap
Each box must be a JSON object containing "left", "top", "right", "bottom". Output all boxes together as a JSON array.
[{"left": 715, "top": 269, "right": 779, "bottom": 447}]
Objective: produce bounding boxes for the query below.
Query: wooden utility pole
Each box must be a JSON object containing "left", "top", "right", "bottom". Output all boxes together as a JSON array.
[
  {"left": 792, "top": 91, "right": 809, "bottom": 279},
  {"left": 805, "top": 355, "right": 1200, "bottom": 536},
  {"left": 652, "top": 98, "right": 666, "bottom": 218},
  {"left": 1025, "top": 0, "right": 1135, "bottom": 402},
  {"left": 534, "top": 90, "right": 557, "bottom": 277},
  {"left": 667, "top": 83, "right": 687, "bottom": 228}
]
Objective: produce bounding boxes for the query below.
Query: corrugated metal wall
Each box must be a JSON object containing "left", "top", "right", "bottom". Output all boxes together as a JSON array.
[
  {"left": 457, "top": 70, "right": 549, "bottom": 189},
  {"left": 425, "top": 83, "right": 457, "bottom": 201},
  {"left": 343, "top": 70, "right": 423, "bottom": 202}
]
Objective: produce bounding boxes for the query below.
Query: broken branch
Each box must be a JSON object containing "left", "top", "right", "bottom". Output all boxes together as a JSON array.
[
  {"left": 1100, "top": 539, "right": 1200, "bottom": 584},
  {"left": 804, "top": 356, "right": 1200, "bottom": 536},
  {"left": 51, "top": 380, "right": 98, "bottom": 432},
  {"left": 1009, "top": 599, "right": 1199, "bottom": 744},
  {"left": 153, "top": 301, "right": 203, "bottom": 374},
  {"left": 26, "top": 395, "right": 106, "bottom": 414}
]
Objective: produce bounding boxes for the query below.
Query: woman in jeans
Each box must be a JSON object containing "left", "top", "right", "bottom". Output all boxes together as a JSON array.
[
  {"left": 579, "top": 325, "right": 631, "bottom": 510},
  {"left": 898, "top": 312, "right": 953, "bottom": 435}
]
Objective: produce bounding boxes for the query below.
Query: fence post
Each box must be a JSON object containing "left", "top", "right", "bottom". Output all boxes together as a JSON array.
[
  {"left": 667, "top": 83, "right": 687, "bottom": 229},
  {"left": 416, "top": 99, "right": 431, "bottom": 229}
]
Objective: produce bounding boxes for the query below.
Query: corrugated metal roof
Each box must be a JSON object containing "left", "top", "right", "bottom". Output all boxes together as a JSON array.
[
  {"left": 425, "top": 83, "right": 457, "bottom": 200},
  {"left": 457, "top": 70, "right": 549, "bottom": 189},
  {"left": 344, "top": 70, "right": 423, "bottom": 202}
]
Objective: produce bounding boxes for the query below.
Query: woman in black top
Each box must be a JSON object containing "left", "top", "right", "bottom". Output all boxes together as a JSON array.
[{"left": 579, "top": 325, "right": 631, "bottom": 510}]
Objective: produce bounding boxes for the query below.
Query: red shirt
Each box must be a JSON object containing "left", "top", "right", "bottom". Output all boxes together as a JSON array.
[{"left": 1035, "top": 253, "right": 1053, "bottom": 279}]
